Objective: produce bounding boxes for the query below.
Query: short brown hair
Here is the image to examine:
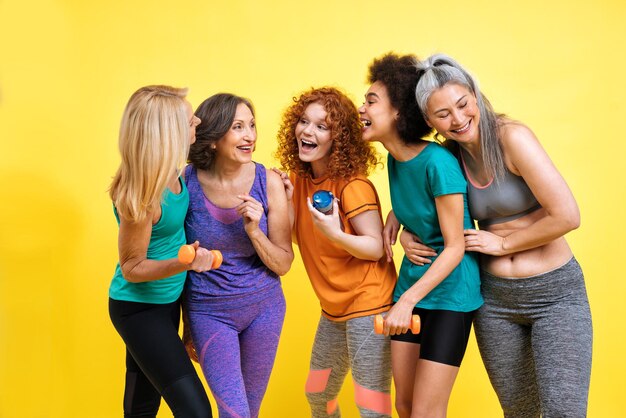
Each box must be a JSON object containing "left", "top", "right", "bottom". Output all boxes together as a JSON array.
[{"left": 189, "top": 93, "right": 254, "bottom": 170}]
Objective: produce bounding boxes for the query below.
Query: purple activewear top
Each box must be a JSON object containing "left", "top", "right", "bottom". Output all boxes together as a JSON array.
[{"left": 184, "top": 163, "right": 281, "bottom": 307}]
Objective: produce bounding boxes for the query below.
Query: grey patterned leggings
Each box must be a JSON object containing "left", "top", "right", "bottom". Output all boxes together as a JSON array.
[
  {"left": 305, "top": 314, "right": 392, "bottom": 418},
  {"left": 474, "top": 257, "right": 592, "bottom": 418}
]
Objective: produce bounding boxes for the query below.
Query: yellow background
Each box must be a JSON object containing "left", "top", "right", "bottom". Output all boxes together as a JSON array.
[{"left": 1, "top": 0, "right": 625, "bottom": 416}]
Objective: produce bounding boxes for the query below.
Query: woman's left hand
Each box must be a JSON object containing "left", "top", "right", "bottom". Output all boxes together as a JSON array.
[
  {"left": 464, "top": 229, "right": 507, "bottom": 256},
  {"left": 306, "top": 197, "right": 342, "bottom": 240},
  {"left": 237, "top": 194, "right": 264, "bottom": 235}
]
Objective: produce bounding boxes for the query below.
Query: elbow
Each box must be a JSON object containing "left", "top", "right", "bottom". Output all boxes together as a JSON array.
[
  {"left": 274, "top": 252, "right": 294, "bottom": 276},
  {"left": 365, "top": 247, "right": 385, "bottom": 262},
  {"left": 566, "top": 211, "right": 581, "bottom": 232},
  {"left": 446, "top": 243, "right": 466, "bottom": 264},
  {"left": 121, "top": 268, "right": 140, "bottom": 283},
  {"left": 558, "top": 208, "right": 581, "bottom": 233},
  {"left": 365, "top": 238, "right": 386, "bottom": 262},
  {"left": 120, "top": 261, "right": 143, "bottom": 283}
]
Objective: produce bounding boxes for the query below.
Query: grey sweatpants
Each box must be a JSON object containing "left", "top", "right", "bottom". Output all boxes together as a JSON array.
[
  {"left": 305, "top": 314, "right": 392, "bottom": 418},
  {"left": 474, "top": 257, "right": 592, "bottom": 418}
]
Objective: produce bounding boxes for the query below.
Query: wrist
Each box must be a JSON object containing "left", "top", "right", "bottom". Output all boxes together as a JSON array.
[
  {"left": 500, "top": 236, "right": 509, "bottom": 255},
  {"left": 326, "top": 228, "right": 343, "bottom": 243},
  {"left": 397, "top": 295, "right": 417, "bottom": 309},
  {"left": 246, "top": 226, "right": 263, "bottom": 240}
]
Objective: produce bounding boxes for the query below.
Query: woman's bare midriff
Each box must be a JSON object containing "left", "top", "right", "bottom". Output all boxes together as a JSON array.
[{"left": 481, "top": 208, "right": 573, "bottom": 278}]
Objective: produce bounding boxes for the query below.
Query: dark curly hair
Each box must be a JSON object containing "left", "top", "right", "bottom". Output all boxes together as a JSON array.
[
  {"left": 188, "top": 93, "right": 254, "bottom": 170},
  {"left": 367, "top": 53, "right": 431, "bottom": 144},
  {"left": 275, "top": 87, "right": 381, "bottom": 180}
]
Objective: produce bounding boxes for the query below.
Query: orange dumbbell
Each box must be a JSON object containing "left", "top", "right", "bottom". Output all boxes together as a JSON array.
[
  {"left": 374, "top": 314, "right": 420, "bottom": 335},
  {"left": 178, "top": 244, "right": 223, "bottom": 269}
]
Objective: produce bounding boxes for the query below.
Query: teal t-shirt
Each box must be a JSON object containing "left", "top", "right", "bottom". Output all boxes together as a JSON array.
[
  {"left": 109, "top": 178, "right": 189, "bottom": 304},
  {"left": 388, "top": 142, "right": 482, "bottom": 312}
]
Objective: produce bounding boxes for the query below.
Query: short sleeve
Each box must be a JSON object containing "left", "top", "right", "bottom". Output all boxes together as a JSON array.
[
  {"left": 426, "top": 148, "right": 467, "bottom": 197},
  {"left": 339, "top": 178, "right": 379, "bottom": 220}
]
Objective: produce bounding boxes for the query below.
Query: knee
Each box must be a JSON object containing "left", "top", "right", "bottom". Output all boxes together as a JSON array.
[
  {"left": 353, "top": 381, "right": 391, "bottom": 417},
  {"left": 123, "top": 371, "right": 161, "bottom": 418},
  {"left": 305, "top": 391, "right": 339, "bottom": 416},
  {"left": 305, "top": 368, "right": 338, "bottom": 415},
  {"left": 305, "top": 368, "right": 333, "bottom": 402},
  {"left": 305, "top": 388, "right": 335, "bottom": 408},
  {"left": 162, "top": 375, "right": 212, "bottom": 418},
  {"left": 500, "top": 397, "right": 540, "bottom": 418},
  {"left": 541, "top": 398, "right": 588, "bottom": 418}
]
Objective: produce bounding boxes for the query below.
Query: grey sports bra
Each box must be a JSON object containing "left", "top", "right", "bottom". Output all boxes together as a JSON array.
[{"left": 461, "top": 151, "right": 541, "bottom": 227}]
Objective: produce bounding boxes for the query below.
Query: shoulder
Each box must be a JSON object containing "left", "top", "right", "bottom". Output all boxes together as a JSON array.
[
  {"left": 265, "top": 166, "right": 286, "bottom": 195},
  {"left": 498, "top": 119, "right": 545, "bottom": 171},
  {"left": 499, "top": 119, "right": 539, "bottom": 150},
  {"left": 429, "top": 142, "right": 455, "bottom": 158},
  {"left": 426, "top": 143, "right": 461, "bottom": 169},
  {"left": 341, "top": 175, "right": 375, "bottom": 193},
  {"left": 265, "top": 166, "right": 282, "bottom": 184},
  {"left": 339, "top": 176, "right": 378, "bottom": 203}
]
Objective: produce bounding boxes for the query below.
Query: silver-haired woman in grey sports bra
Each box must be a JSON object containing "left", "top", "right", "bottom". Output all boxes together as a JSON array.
[{"left": 384, "top": 54, "right": 592, "bottom": 418}]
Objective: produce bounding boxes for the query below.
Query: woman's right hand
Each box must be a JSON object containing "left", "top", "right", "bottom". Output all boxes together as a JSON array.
[
  {"left": 399, "top": 230, "right": 437, "bottom": 266},
  {"left": 382, "top": 299, "right": 415, "bottom": 336},
  {"left": 187, "top": 241, "right": 218, "bottom": 272}
]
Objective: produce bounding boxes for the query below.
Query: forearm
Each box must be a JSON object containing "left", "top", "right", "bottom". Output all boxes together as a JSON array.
[
  {"left": 397, "top": 244, "right": 464, "bottom": 306},
  {"left": 121, "top": 257, "right": 187, "bottom": 283},
  {"left": 247, "top": 229, "right": 294, "bottom": 276},
  {"left": 499, "top": 214, "right": 578, "bottom": 254},
  {"left": 328, "top": 230, "right": 383, "bottom": 261}
]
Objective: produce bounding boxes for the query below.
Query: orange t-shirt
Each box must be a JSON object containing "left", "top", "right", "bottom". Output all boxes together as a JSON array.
[{"left": 291, "top": 173, "right": 397, "bottom": 321}]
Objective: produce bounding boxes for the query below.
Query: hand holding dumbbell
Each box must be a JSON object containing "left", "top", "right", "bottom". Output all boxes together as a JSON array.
[
  {"left": 312, "top": 190, "right": 334, "bottom": 215},
  {"left": 374, "top": 314, "right": 420, "bottom": 335},
  {"left": 178, "top": 243, "right": 223, "bottom": 270}
]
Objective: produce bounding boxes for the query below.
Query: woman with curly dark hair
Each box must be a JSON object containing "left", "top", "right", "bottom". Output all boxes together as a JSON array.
[
  {"left": 274, "top": 87, "right": 397, "bottom": 418},
  {"left": 359, "top": 53, "right": 482, "bottom": 417}
]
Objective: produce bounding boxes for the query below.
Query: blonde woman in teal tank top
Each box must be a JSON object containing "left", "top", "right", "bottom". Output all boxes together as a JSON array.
[{"left": 107, "top": 85, "right": 217, "bottom": 418}]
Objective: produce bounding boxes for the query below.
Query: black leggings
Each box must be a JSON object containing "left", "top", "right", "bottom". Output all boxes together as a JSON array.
[
  {"left": 390, "top": 307, "right": 475, "bottom": 367},
  {"left": 109, "top": 298, "right": 212, "bottom": 418}
]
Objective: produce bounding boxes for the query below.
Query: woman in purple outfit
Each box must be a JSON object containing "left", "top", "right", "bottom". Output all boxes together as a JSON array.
[{"left": 182, "top": 93, "right": 293, "bottom": 418}]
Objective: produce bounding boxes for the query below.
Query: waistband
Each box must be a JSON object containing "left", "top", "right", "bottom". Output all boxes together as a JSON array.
[
  {"left": 479, "top": 257, "right": 587, "bottom": 304},
  {"left": 185, "top": 280, "right": 283, "bottom": 311}
]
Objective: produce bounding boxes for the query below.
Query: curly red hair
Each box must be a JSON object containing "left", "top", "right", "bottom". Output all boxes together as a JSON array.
[{"left": 275, "top": 87, "right": 380, "bottom": 180}]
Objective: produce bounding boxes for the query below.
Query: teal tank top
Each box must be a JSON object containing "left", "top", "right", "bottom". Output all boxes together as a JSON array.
[
  {"left": 388, "top": 143, "right": 483, "bottom": 312},
  {"left": 109, "top": 177, "right": 189, "bottom": 304}
]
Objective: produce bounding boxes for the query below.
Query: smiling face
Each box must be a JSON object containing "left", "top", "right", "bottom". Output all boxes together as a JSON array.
[
  {"left": 294, "top": 102, "right": 333, "bottom": 177},
  {"left": 215, "top": 102, "right": 256, "bottom": 164},
  {"left": 424, "top": 83, "right": 480, "bottom": 144},
  {"left": 358, "top": 81, "right": 399, "bottom": 144}
]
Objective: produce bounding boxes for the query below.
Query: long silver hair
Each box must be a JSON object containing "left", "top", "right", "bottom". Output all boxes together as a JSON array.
[{"left": 415, "top": 54, "right": 505, "bottom": 180}]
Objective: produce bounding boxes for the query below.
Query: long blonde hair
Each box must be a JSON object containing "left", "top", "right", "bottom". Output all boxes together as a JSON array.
[{"left": 109, "top": 85, "right": 189, "bottom": 222}]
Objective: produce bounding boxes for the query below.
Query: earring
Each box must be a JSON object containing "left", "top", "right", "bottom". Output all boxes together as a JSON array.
[{"left": 211, "top": 144, "right": 216, "bottom": 150}]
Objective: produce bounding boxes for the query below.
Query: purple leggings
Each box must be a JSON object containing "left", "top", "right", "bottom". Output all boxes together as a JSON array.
[{"left": 186, "top": 285, "right": 286, "bottom": 418}]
